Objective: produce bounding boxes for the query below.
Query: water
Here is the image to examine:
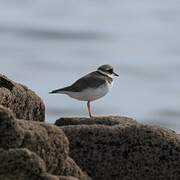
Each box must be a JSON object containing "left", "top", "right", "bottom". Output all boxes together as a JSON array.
[{"left": 0, "top": 0, "right": 180, "bottom": 132}]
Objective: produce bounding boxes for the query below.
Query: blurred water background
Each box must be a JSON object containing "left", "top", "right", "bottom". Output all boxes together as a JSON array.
[{"left": 0, "top": 0, "right": 180, "bottom": 132}]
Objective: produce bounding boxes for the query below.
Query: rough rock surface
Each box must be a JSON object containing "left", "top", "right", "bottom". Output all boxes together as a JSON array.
[
  {"left": 59, "top": 177, "right": 78, "bottom": 180},
  {"left": 55, "top": 116, "right": 180, "bottom": 180},
  {"left": 0, "top": 105, "right": 89, "bottom": 180},
  {"left": 0, "top": 148, "right": 59, "bottom": 180},
  {"left": 0, "top": 74, "right": 45, "bottom": 121},
  {"left": 0, "top": 148, "right": 80, "bottom": 180},
  {"left": 63, "top": 157, "right": 89, "bottom": 180}
]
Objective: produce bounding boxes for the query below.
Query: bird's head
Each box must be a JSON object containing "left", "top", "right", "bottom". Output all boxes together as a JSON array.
[{"left": 97, "top": 64, "right": 119, "bottom": 78}]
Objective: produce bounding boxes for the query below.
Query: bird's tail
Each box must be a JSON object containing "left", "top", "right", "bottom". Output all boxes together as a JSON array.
[
  {"left": 49, "top": 87, "right": 68, "bottom": 94},
  {"left": 49, "top": 89, "right": 61, "bottom": 94}
]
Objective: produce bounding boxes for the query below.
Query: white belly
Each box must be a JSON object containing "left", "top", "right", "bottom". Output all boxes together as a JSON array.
[{"left": 66, "top": 81, "right": 113, "bottom": 101}]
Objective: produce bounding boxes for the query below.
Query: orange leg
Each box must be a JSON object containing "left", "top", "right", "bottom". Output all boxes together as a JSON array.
[{"left": 87, "top": 101, "right": 93, "bottom": 118}]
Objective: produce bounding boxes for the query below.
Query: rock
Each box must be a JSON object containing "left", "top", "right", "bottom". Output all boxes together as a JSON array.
[
  {"left": 63, "top": 157, "right": 90, "bottom": 180},
  {"left": 55, "top": 116, "right": 137, "bottom": 126},
  {"left": 0, "top": 148, "right": 60, "bottom": 180},
  {"left": 0, "top": 105, "right": 89, "bottom": 180},
  {"left": 55, "top": 116, "right": 180, "bottom": 180},
  {"left": 0, "top": 148, "right": 82, "bottom": 180},
  {"left": 59, "top": 176, "right": 78, "bottom": 180},
  {"left": 0, "top": 105, "right": 69, "bottom": 174},
  {"left": 0, "top": 74, "right": 45, "bottom": 121}
]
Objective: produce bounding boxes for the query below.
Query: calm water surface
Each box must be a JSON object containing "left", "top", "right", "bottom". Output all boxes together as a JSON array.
[{"left": 0, "top": 0, "right": 180, "bottom": 132}]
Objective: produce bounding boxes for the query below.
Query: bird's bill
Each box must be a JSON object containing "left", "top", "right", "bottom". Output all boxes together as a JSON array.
[{"left": 113, "top": 72, "right": 119, "bottom": 76}]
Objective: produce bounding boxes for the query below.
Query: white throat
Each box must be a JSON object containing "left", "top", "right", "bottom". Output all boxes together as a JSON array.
[{"left": 98, "top": 70, "right": 113, "bottom": 79}]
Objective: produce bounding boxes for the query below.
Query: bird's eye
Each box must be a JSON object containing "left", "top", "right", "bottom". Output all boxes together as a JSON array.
[{"left": 107, "top": 69, "right": 113, "bottom": 74}]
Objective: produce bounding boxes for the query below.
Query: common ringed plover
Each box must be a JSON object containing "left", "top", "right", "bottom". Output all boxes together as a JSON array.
[{"left": 49, "top": 64, "right": 119, "bottom": 117}]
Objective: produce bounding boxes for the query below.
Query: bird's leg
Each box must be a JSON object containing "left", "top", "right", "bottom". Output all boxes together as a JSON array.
[{"left": 87, "top": 101, "right": 92, "bottom": 118}]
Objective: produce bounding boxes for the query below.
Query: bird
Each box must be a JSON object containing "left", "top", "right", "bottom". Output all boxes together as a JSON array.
[{"left": 49, "top": 64, "right": 119, "bottom": 118}]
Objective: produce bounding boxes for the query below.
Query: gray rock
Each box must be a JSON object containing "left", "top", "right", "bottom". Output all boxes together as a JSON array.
[
  {"left": 55, "top": 116, "right": 180, "bottom": 180},
  {"left": 0, "top": 74, "right": 45, "bottom": 121}
]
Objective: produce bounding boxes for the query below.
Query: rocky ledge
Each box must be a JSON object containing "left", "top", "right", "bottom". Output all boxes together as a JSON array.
[{"left": 55, "top": 117, "right": 180, "bottom": 180}]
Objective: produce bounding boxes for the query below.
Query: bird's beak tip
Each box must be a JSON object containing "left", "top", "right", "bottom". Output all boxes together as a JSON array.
[{"left": 113, "top": 72, "right": 119, "bottom": 77}]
